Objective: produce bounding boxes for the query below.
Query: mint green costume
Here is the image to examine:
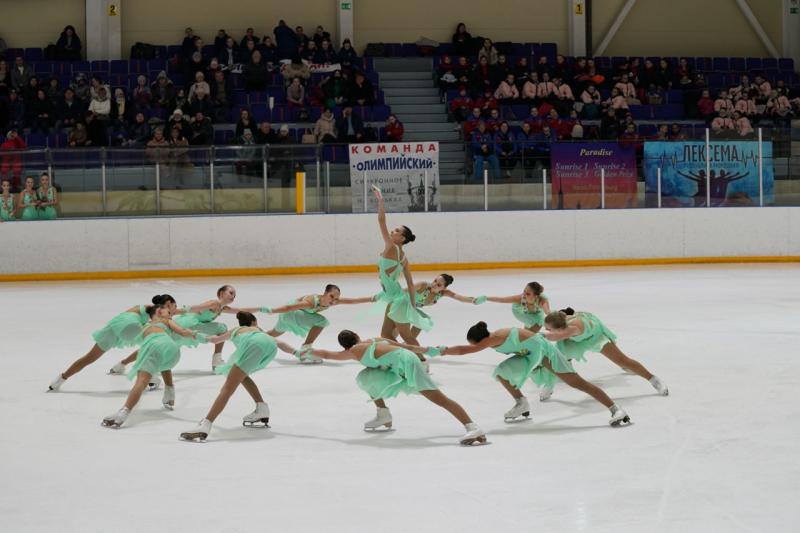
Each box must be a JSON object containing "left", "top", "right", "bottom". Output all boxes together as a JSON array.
[
  {"left": 0, "top": 195, "right": 15, "bottom": 221},
  {"left": 511, "top": 294, "right": 548, "bottom": 328},
  {"left": 493, "top": 328, "right": 575, "bottom": 389},
  {"left": 20, "top": 191, "right": 37, "bottom": 220},
  {"left": 377, "top": 246, "right": 433, "bottom": 331},
  {"left": 556, "top": 312, "right": 617, "bottom": 361},
  {"left": 91, "top": 305, "right": 150, "bottom": 351},
  {"left": 127, "top": 322, "right": 202, "bottom": 379},
  {"left": 215, "top": 327, "right": 278, "bottom": 376},
  {"left": 37, "top": 187, "right": 57, "bottom": 220},
  {"left": 174, "top": 307, "right": 227, "bottom": 347},
  {"left": 356, "top": 340, "right": 438, "bottom": 399},
  {"left": 273, "top": 295, "right": 330, "bottom": 337}
]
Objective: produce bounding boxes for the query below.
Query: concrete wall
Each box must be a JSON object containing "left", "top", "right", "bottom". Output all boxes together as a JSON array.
[
  {"left": 0, "top": 0, "right": 86, "bottom": 51},
  {"left": 1, "top": 208, "right": 798, "bottom": 276}
]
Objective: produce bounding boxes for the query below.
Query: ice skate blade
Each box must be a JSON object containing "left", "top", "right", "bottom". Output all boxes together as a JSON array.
[
  {"left": 101, "top": 420, "right": 122, "bottom": 429},
  {"left": 180, "top": 432, "right": 208, "bottom": 442},
  {"left": 299, "top": 359, "right": 323, "bottom": 365},
  {"left": 610, "top": 415, "right": 632, "bottom": 427},
  {"left": 243, "top": 419, "right": 270, "bottom": 428},
  {"left": 363, "top": 425, "right": 394, "bottom": 432},
  {"left": 460, "top": 435, "right": 489, "bottom": 446},
  {"left": 504, "top": 415, "right": 531, "bottom": 424},
  {"left": 539, "top": 394, "right": 552, "bottom": 402},
  {"left": 163, "top": 403, "right": 174, "bottom": 411}
]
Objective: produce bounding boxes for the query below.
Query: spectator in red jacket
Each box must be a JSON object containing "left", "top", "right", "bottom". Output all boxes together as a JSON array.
[
  {"left": 462, "top": 107, "right": 482, "bottom": 138},
  {"left": 0, "top": 129, "right": 26, "bottom": 188},
  {"left": 697, "top": 89, "right": 715, "bottom": 123},
  {"left": 450, "top": 86, "right": 473, "bottom": 122},
  {"left": 523, "top": 105, "right": 542, "bottom": 132},
  {"left": 475, "top": 88, "right": 498, "bottom": 118},
  {"left": 383, "top": 114, "right": 404, "bottom": 142}
]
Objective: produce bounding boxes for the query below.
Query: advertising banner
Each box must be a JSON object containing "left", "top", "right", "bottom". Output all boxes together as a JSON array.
[{"left": 551, "top": 143, "right": 638, "bottom": 208}]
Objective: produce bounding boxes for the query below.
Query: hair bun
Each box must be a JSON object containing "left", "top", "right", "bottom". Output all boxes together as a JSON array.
[
  {"left": 407, "top": 233, "right": 416, "bottom": 242},
  {"left": 561, "top": 307, "right": 575, "bottom": 315},
  {"left": 236, "top": 311, "right": 247, "bottom": 321},
  {"left": 151, "top": 294, "right": 164, "bottom": 305}
]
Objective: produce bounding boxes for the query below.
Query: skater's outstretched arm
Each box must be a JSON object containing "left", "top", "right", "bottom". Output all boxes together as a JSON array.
[
  {"left": 485, "top": 294, "right": 522, "bottom": 304},
  {"left": 379, "top": 338, "right": 429, "bottom": 354},
  {"left": 206, "top": 330, "right": 234, "bottom": 344},
  {"left": 166, "top": 319, "right": 201, "bottom": 338},
  {"left": 442, "top": 290, "right": 484, "bottom": 304},
  {"left": 275, "top": 340, "right": 299, "bottom": 355},
  {"left": 442, "top": 337, "right": 501, "bottom": 356},
  {"left": 308, "top": 348, "right": 357, "bottom": 361},
  {"left": 264, "top": 300, "right": 315, "bottom": 314},
  {"left": 542, "top": 325, "right": 580, "bottom": 342},
  {"left": 336, "top": 295, "right": 376, "bottom": 305},
  {"left": 374, "top": 186, "right": 393, "bottom": 247},
  {"left": 182, "top": 300, "right": 219, "bottom": 314}
]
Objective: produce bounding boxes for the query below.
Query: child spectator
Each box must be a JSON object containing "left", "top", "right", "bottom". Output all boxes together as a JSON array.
[
  {"left": 286, "top": 77, "right": 306, "bottom": 108},
  {"left": 314, "top": 108, "right": 337, "bottom": 143},
  {"left": 132, "top": 75, "right": 152, "bottom": 111},
  {"left": 450, "top": 87, "right": 473, "bottom": 122},
  {"left": 493, "top": 74, "right": 519, "bottom": 103},
  {"left": 383, "top": 114, "right": 404, "bottom": 142}
]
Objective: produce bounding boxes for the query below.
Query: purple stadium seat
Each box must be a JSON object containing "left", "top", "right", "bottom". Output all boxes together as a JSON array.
[
  {"left": 147, "top": 59, "right": 167, "bottom": 73},
  {"left": 730, "top": 57, "right": 745, "bottom": 71},
  {"left": 71, "top": 61, "right": 90, "bottom": 75},
  {"left": 401, "top": 44, "right": 419, "bottom": 57},
  {"left": 762, "top": 58, "right": 777, "bottom": 70},
  {"left": 712, "top": 57, "right": 728, "bottom": 71},
  {"left": 707, "top": 73, "right": 724, "bottom": 88},
  {"left": 6, "top": 48, "right": 23, "bottom": 60},
  {"left": 25, "top": 133, "right": 47, "bottom": 147},
  {"left": 24, "top": 48, "right": 44, "bottom": 62},
  {"left": 233, "top": 91, "right": 248, "bottom": 106},
  {"left": 745, "top": 57, "right": 762, "bottom": 71},
  {"left": 370, "top": 105, "right": 391, "bottom": 121},
  {"left": 778, "top": 58, "right": 794, "bottom": 71},
  {"left": 611, "top": 56, "right": 627, "bottom": 66},
  {"left": 539, "top": 43, "right": 557, "bottom": 61},
  {"left": 55, "top": 132, "right": 68, "bottom": 148},
  {"left": 629, "top": 105, "right": 653, "bottom": 120},
  {"left": 251, "top": 103, "right": 268, "bottom": 122},
  {"left": 110, "top": 60, "right": 128, "bottom": 74},
  {"left": 167, "top": 45, "right": 182, "bottom": 58},
  {"left": 129, "top": 59, "right": 146, "bottom": 74},
  {"left": 214, "top": 130, "right": 234, "bottom": 145},
  {"left": 665, "top": 90, "right": 684, "bottom": 104},
  {"left": 638, "top": 124, "right": 657, "bottom": 137},
  {"left": 35, "top": 62, "right": 54, "bottom": 75},
  {"left": 439, "top": 43, "right": 454, "bottom": 55},
  {"left": 91, "top": 60, "right": 109, "bottom": 73},
  {"left": 653, "top": 104, "right": 683, "bottom": 120},
  {"left": 695, "top": 57, "right": 711, "bottom": 71}
]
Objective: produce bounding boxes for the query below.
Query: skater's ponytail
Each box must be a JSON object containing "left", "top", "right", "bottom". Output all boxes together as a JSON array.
[
  {"left": 526, "top": 281, "right": 544, "bottom": 296},
  {"left": 560, "top": 307, "right": 575, "bottom": 316},
  {"left": 338, "top": 329, "right": 359, "bottom": 349},
  {"left": 544, "top": 310, "right": 570, "bottom": 330},
  {"left": 400, "top": 225, "right": 416, "bottom": 244},
  {"left": 236, "top": 311, "right": 256, "bottom": 327},
  {"left": 467, "top": 321, "right": 490, "bottom": 343},
  {"left": 440, "top": 273, "right": 454, "bottom": 287},
  {"left": 324, "top": 284, "right": 340, "bottom": 294}
]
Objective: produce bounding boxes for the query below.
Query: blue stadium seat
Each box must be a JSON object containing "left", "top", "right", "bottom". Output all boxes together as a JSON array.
[
  {"left": 653, "top": 104, "right": 683, "bottom": 120},
  {"left": 712, "top": 57, "right": 728, "bottom": 71},
  {"left": 214, "top": 130, "right": 234, "bottom": 145},
  {"left": 25, "top": 48, "right": 44, "bottom": 62},
  {"left": 110, "top": 60, "right": 128, "bottom": 74},
  {"left": 745, "top": 57, "right": 762, "bottom": 71},
  {"left": 147, "top": 59, "right": 167, "bottom": 73},
  {"left": 778, "top": 58, "right": 794, "bottom": 71},
  {"left": 71, "top": 61, "right": 90, "bottom": 75},
  {"left": 695, "top": 57, "right": 711, "bottom": 71},
  {"left": 25, "top": 133, "right": 48, "bottom": 147},
  {"left": 35, "top": 62, "right": 54, "bottom": 75},
  {"left": 629, "top": 105, "right": 653, "bottom": 120},
  {"left": 665, "top": 90, "right": 684, "bottom": 104},
  {"left": 91, "top": 60, "right": 109, "bottom": 73},
  {"left": 250, "top": 103, "right": 268, "bottom": 122},
  {"left": 762, "top": 58, "right": 777, "bottom": 70},
  {"left": 729, "top": 57, "right": 745, "bottom": 71}
]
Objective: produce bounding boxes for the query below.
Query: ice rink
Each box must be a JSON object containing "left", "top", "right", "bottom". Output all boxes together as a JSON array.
[{"left": 1, "top": 264, "right": 799, "bottom": 533}]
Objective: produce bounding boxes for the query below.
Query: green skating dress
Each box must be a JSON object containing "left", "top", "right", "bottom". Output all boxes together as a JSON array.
[
  {"left": 377, "top": 246, "right": 433, "bottom": 331},
  {"left": 214, "top": 327, "right": 278, "bottom": 376},
  {"left": 0, "top": 195, "right": 15, "bottom": 221},
  {"left": 37, "top": 187, "right": 57, "bottom": 220},
  {"left": 511, "top": 294, "right": 548, "bottom": 328},
  {"left": 91, "top": 305, "right": 150, "bottom": 351},
  {"left": 356, "top": 340, "right": 438, "bottom": 399},
  {"left": 174, "top": 307, "right": 227, "bottom": 347},
  {"left": 556, "top": 312, "right": 617, "bottom": 361},
  {"left": 127, "top": 322, "right": 200, "bottom": 379},
  {"left": 493, "top": 328, "right": 575, "bottom": 389},
  {"left": 20, "top": 191, "right": 38, "bottom": 220},
  {"left": 273, "top": 295, "right": 330, "bottom": 337}
]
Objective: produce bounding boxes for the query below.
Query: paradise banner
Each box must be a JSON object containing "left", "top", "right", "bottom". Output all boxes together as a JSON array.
[
  {"left": 644, "top": 141, "right": 774, "bottom": 207},
  {"left": 550, "top": 142, "right": 638, "bottom": 208},
  {"left": 349, "top": 142, "right": 440, "bottom": 212}
]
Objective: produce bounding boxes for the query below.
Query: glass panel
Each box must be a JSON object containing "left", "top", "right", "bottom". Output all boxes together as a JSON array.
[
  {"left": 106, "top": 148, "right": 157, "bottom": 216},
  {"left": 158, "top": 147, "right": 211, "bottom": 216},
  {"left": 211, "top": 145, "right": 266, "bottom": 214},
  {"left": 49, "top": 149, "right": 103, "bottom": 217},
  {"left": 266, "top": 143, "right": 301, "bottom": 213}
]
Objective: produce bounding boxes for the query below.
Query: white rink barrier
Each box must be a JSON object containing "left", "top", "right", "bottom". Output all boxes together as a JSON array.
[{"left": 1, "top": 207, "right": 799, "bottom": 278}]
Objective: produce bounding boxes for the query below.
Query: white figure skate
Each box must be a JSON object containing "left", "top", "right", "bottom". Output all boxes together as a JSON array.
[
  {"left": 211, "top": 352, "right": 225, "bottom": 371},
  {"left": 609, "top": 406, "right": 632, "bottom": 427},
  {"left": 180, "top": 419, "right": 212, "bottom": 442},
  {"left": 102, "top": 407, "right": 130, "bottom": 428},
  {"left": 108, "top": 362, "right": 126, "bottom": 375},
  {"left": 162, "top": 385, "right": 175, "bottom": 410},
  {"left": 650, "top": 376, "right": 669, "bottom": 396},
  {"left": 48, "top": 374, "right": 65, "bottom": 392},
  {"left": 242, "top": 402, "right": 271, "bottom": 428},
  {"left": 460, "top": 423, "right": 488, "bottom": 445},
  {"left": 363, "top": 407, "right": 392, "bottom": 431},
  {"left": 504, "top": 397, "right": 531, "bottom": 422}
]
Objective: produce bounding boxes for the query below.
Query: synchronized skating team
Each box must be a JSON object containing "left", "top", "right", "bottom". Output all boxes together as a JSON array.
[{"left": 47, "top": 186, "right": 669, "bottom": 446}]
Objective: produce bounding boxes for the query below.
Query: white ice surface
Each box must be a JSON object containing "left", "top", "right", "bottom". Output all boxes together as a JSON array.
[{"left": 1, "top": 265, "right": 799, "bottom": 533}]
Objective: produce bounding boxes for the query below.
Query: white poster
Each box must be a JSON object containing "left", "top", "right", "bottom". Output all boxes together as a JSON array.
[{"left": 349, "top": 142, "right": 440, "bottom": 212}]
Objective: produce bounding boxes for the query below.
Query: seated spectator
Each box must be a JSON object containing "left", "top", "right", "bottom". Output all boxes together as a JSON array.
[
  {"left": 119, "top": 112, "right": 150, "bottom": 148},
  {"left": 109, "top": 88, "right": 131, "bottom": 134},
  {"left": 260, "top": 36, "right": 278, "bottom": 66},
  {"left": 210, "top": 70, "right": 233, "bottom": 123},
  {"left": 545, "top": 108, "right": 569, "bottom": 139},
  {"left": 675, "top": 57, "right": 693, "bottom": 82},
  {"left": 71, "top": 73, "right": 90, "bottom": 105},
  {"left": 697, "top": 89, "right": 715, "bottom": 122},
  {"left": 536, "top": 73, "right": 557, "bottom": 104},
  {"left": 730, "top": 75, "right": 754, "bottom": 99},
  {"left": 188, "top": 111, "right": 213, "bottom": 145},
  {"left": 383, "top": 114, "right": 404, "bottom": 142},
  {"left": 68, "top": 122, "right": 90, "bottom": 147},
  {"left": 462, "top": 107, "right": 482, "bottom": 138},
  {"left": 152, "top": 71, "right": 175, "bottom": 110},
  {"left": 646, "top": 84, "right": 664, "bottom": 105},
  {"left": 450, "top": 86, "right": 473, "bottom": 122},
  {"left": 85, "top": 111, "right": 108, "bottom": 146},
  {"left": 22, "top": 76, "right": 40, "bottom": 105},
  {"left": 56, "top": 87, "right": 84, "bottom": 130},
  {"left": 243, "top": 51, "right": 269, "bottom": 92},
  {"left": 167, "top": 108, "right": 190, "bottom": 136},
  {"left": 669, "top": 123, "right": 688, "bottom": 141},
  {"left": 239, "top": 39, "right": 258, "bottom": 64},
  {"left": 765, "top": 89, "right": 793, "bottom": 126},
  {"left": 11, "top": 56, "right": 33, "bottom": 91},
  {"left": 336, "top": 106, "right": 365, "bottom": 142},
  {"left": 733, "top": 111, "right": 754, "bottom": 137},
  {"left": 0, "top": 129, "right": 26, "bottom": 187},
  {"left": 338, "top": 39, "right": 359, "bottom": 70},
  {"left": 516, "top": 122, "right": 537, "bottom": 178},
  {"left": 654, "top": 123, "right": 670, "bottom": 140},
  {"left": 600, "top": 108, "right": 621, "bottom": 139},
  {"left": 604, "top": 87, "right": 629, "bottom": 116},
  {"left": 347, "top": 71, "right": 375, "bottom": 106},
  {"left": 656, "top": 59, "right": 672, "bottom": 89},
  {"left": 240, "top": 27, "right": 257, "bottom": 48},
  {"left": 714, "top": 90, "right": 734, "bottom": 115},
  {"left": 314, "top": 40, "right": 338, "bottom": 65},
  {"left": 580, "top": 84, "right": 601, "bottom": 118},
  {"left": 321, "top": 70, "right": 348, "bottom": 109},
  {"left": 523, "top": 105, "right": 543, "bottom": 131},
  {"left": 521, "top": 73, "right": 538, "bottom": 101},
  {"left": 478, "top": 39, "right": 498, "bottom": 65},
  {"left": 6, "top": 90, "right": 25, "bottom": 131},
  {"left": 471, "top": 121, "right": 500, "bottom": 180},
  {"left": 471, "top": 56, "right": 492, "bottom": 94},
  {"left": 146, "top": 127, "right": 169, "bottom": 148},
  {"left": 734, "top": 93, "right": 757, "bottom": 120},
  {"left": 255, "top": 121, "right": 275, "bottom": 144},
  {"left": 89, "top": 76, "right": 110, "bottom": 101},
  {"left": 553, "top": 77, "right": 575, "bottom": 115},
  {"left": 489, "top": 55, "right": 511, "bottom": 87},
  {"left": 235, "top": 108, "right": 254, "bottom": 138},
  {"left": 281, "top": 55, "right": 311, "bottom": 86},
  {"left": 29, "top": 89, "right": 54, "bottom": 134},
  {"left": 235, "top": 129, "right": 260, "bottom": 180},
  {"left": 535, "top": 56, "right": 551, "bottom": 78},
  {"left": 286, "top": 77, "right": 305, "bottom": 107},
  {"left": 56, "top": 25, "right": 82, "bottom": 61},
  {"left": 185, "top": 52, "right": 207, "bottom": 83},
  {"left": 188, "top": 72, "right": 210, "bottom": 102},
  {"left": 711, "top": 110, "right": 735, "bottom": 131},
  {"left": 453, "top": 56, "right": 471, "bottom": 88},
  {"left": 45, "top": 78, "right": 61, "bottom": 104},
  {"left": 187, "top": 88, "right": 213, "bottom": 117},
  {"left": 754, "top": 75, "right": 771, "bottom": 103},
  {"left": 314, "top": 107, "right": 337, "bottom": 143},
  {"left": 88, "top": 86, "right": 111, "bottom": 120},
  {"left": 476, "top": 88, "right": 498, "bottom": 117},
  {"left": 169, "top": 88, "right": 189, "bottom": 115},
  {"left": 132, "top": 75, "right": 152, "bottom": 111},
  {"left": 493, "top": 74, "right": 519, "bottom": 103},
  {"left": 533, "top": 124, "right": 555, "bottom": 167},
  {"left": 619, "top": 123, "right": 643, "bottom": 153},
  {"left": 438, "top": 55, "right": 457, "bottom": 94},
  {"left": 484, "top": 108, "right": 501, "bottom": 133},
  {"left": 615, "top": 74, "right": 638, "bottom": 105},
  {"left": 495, "top": 121, "right": 517, "bottom": 178},
  {"left": 301, "top": 41, "right": 318, "bottom": 62},
  {"left": 219, "top": 37, "right": 239, "bottom": 67},
  {"left": 452, "top": 23, "right": 472, "bottom": 57},
  {"left": 514, "top": 57, "right": 530, "bottom": 83}
]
